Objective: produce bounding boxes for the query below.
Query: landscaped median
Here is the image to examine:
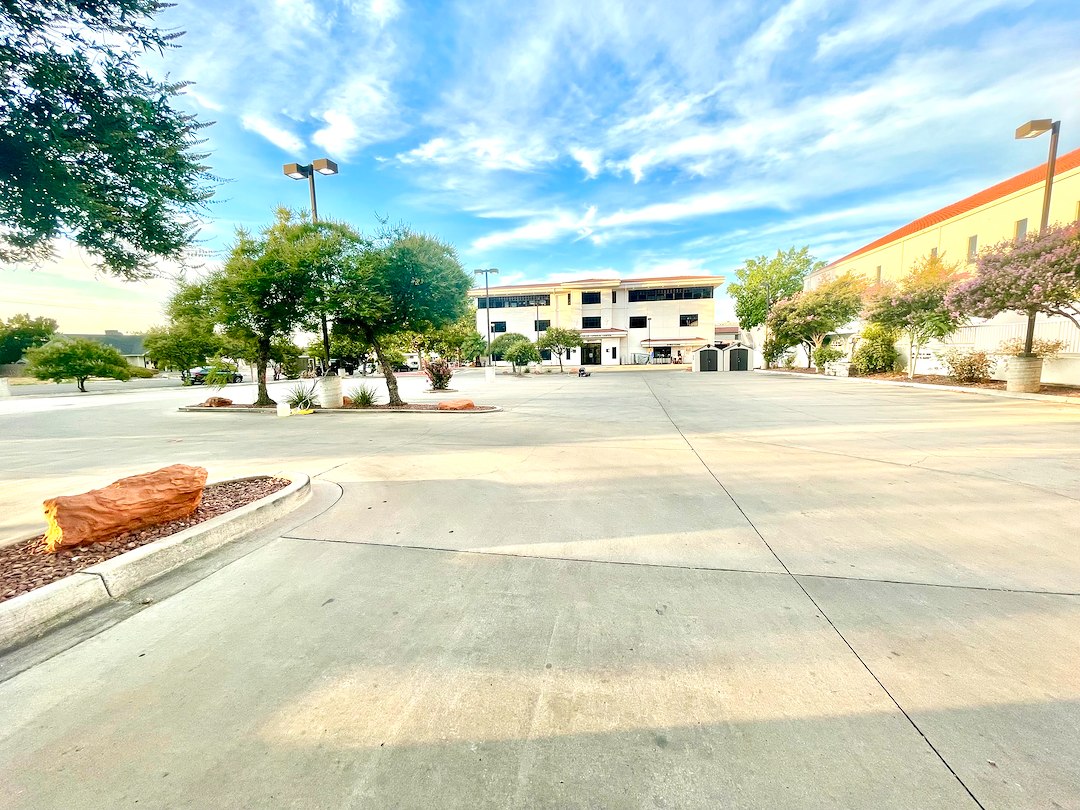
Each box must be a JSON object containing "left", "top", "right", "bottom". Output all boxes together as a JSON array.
[
  {"left": 0, "top": 473, "right": 311, "bottom": 652},
  {"left": 755, "top": 368, "right": 1080, "bottom": 405}
]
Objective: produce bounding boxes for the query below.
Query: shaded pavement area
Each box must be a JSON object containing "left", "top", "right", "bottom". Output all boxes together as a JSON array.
[{"left": 1, "top": 370, "right": 1079, "bottom": 808}]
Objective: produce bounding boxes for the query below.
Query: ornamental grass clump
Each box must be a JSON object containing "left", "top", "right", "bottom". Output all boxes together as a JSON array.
[
  {"left": 286, "top": 382, "right": 319, "bottom": 410},
  {"left": 346, "top": 384, "right": 379, "bottom": 408}
]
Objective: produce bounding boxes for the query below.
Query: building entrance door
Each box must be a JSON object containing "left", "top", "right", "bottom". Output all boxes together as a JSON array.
[{"left": 582, "top": 344, "right": 601, "bottom": 365}]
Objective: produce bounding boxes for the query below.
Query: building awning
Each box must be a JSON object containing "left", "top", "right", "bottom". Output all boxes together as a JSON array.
[{"left": 640, "top": 337, "right": 708, "bottom": 347}]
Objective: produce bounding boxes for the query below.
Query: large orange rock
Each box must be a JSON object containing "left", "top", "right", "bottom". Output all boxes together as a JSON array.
[
  {"left": 438, "top": 399, "right": 475, "bottom": 411},
  {"left": 200, "top": 396, "right": 232, "bottom": 407},
  {"left": 42, "top": 465, "right": 208, "bottom": 552}
]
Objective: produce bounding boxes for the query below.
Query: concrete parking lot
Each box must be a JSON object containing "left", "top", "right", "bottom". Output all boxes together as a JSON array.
[{"left": 1, "top": 370, "right": 1078, "bottom": 808}]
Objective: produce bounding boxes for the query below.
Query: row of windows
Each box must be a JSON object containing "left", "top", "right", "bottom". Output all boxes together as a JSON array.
[
  {"left": 492, "top": 316, "right": 699, "bottom": 332},
  {"left": 477, "top": 294, "right": 551, "bottom": 309},
  {"left": 627, "top": 286, "right": 713, "bottom": 302}
]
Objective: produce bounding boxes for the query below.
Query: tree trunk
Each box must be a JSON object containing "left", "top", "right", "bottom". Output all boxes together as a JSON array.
[
  {"left": 369, "top": 332, "right": 404, "bottom": 406},
  {"left": 255, "top": 336, "right": 273, "bottom": 406},
  {"left": 556, "top": 351, "right": 563, "bottom": 372},
  {"left": 77, "top": 377, "right": 87, "bottom": 393},
  {"left": 909, "top": 339, "right": 923, "bottom": 379}
]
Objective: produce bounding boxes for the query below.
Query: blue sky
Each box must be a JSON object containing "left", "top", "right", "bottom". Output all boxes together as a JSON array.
[{"left": 4, "top": 0, "right": 1080, "bottom": 332}]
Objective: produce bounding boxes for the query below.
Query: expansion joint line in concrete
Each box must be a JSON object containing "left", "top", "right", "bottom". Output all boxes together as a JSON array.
[{"left": 640, "top": 376, "right": 987, "bottom": 810}]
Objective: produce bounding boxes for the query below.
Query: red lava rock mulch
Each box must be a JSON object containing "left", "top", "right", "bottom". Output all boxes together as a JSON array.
[{"left": 0, "top": 477, "right": 289, "bottom": 604}]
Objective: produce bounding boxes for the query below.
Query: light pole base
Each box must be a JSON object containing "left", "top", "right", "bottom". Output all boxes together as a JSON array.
[
  {"left": 1005, "top": 356, "right": 1042, "bottom": 393},
  {"left": 485, "top": 366, "right": 496, "bottom": 384},
  {"left": 316, "top": 374, "right": 344, "bottom": 408}
]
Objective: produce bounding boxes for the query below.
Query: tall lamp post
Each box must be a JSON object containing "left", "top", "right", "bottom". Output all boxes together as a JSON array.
[
  {"left": 474, "top": 268, "right": 499, "bottom": 364},
  {"left": 1014, "top": 118, "right": 1060, "bottom": 356},
  {"left": 283, "top": 157, "right": 339, "bottom": 372},
  {"left": 647, "top": 317, "right": 652, "bottom": 364}
]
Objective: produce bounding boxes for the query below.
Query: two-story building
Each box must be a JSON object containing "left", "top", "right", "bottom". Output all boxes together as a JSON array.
[{"left": 470, "top": 275, "right": 724, "bottom": 366}]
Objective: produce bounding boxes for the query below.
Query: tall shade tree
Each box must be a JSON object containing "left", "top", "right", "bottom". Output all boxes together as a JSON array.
[
  {"left": 25, "top": 337, "right": 131, "bottom": 392},
  {"left": 867, "top": 255, "right": 966, "bottom": 378},
  {"left": 536, "top": 327, "right": 583, "bottom": 372},
  {"left": 766, "top": 273, "right": 867, "bottom": 368},
  {"left": 1, "top": 0, "right": 214, "bottom": 278},
  {"left": 199, "top": 210, "right": 363, "bottom": 405},
  {"left": 728, "top": 246, "right": 825, "bottom": 366},
  {"left": 334, "top": 231, "right": 471, "bottom": 406},
  {"left": 0, "top": 314, "right": 57, "bottom": 363},
  {"left": 947, "top": 222, "right": 1080, "bottom": 355}
]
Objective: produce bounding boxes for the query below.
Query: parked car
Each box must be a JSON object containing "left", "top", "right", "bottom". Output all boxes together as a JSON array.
[{"left": 187, "top": 366, "right": 243, "bottom": 385}]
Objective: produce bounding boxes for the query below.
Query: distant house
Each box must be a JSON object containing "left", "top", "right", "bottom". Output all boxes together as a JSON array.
[{"left": 65, "top": 331, "right": 150, "bottom": 368}]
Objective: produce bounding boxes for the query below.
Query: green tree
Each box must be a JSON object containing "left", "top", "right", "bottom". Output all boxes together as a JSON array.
[
  {"left": 25, "top": 338, "right": 132, "bottom": 391},
  {"left": 1, "top": 0, "right": 214, "bottom": 278},
  {"left": 504, "top": 340, "right": 541, "bottom": 372},
  {"left": 867, "top": 255, "right": 964, "bottom": 378},
  {"left": 334, "top": 230, "right": 471, "bottom": 406},
  {"left": 425, "top": 313, "right": 485, "bottom": 363},
  {"left": 728, "top": 247, "right": 825, "bottom": 366},
  {"left": 536, "top": 327, "right": 583, "bottom": 372},
  {"left": 0, "top": 314, "right": 58, "bottom": 364},
  {"left": 850, "top": 324, "right": 900, "bottom": 375},
  {"left": 144, "top": 322, "right": 219, "bottom": 373},
  {"left": 201, "top": 209, "right": 342, "bottom": 405},
  {"left": 488, "top": 332, "right": 530, "bottom": 361},
  {"left": 766, "top": 273, "right": 866, "bottom": 370}
]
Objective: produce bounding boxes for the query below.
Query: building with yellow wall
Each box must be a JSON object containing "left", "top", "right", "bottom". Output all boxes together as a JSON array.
[{"left": 805, "top": 147, "right": 1080, "bottom": 383}]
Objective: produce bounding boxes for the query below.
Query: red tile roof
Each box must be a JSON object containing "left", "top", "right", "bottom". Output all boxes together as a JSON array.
[{"left": 826, "top": 146, "right": 1080, "bottom": 269}]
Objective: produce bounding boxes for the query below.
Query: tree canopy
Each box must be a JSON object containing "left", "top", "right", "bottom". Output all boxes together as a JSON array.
[
  {"left": 947, "top": 222, "right": 1080, "bottom": 354},
  {"left": 867, "top": 255, "right": 965, "bottom": 377},
  {"left": 536, "top": 327, "right": 582, "bottom": 372},
  {"left": 1, "top": 0, "right": 214, "bottom": 277},
  {"left": 0, "top": 314, "right": 58, "bottom": 364},
  {"left": 334, "top": 229, "right": 471, "bottom": 405},
  {"left": 728, "top": 246, "right": 825, "bottom": 331},
  {"left": 25, "top": 337, "right": 131, "bottom": 391},
  {"left": 504, "top": 340, "right": 541, "bottom": 371},
  {"left": 766, "top": 273, "right": 866, "bottom": 368},
  {"left": 488, "top": 332, "right": 531, "bottom": 360}
]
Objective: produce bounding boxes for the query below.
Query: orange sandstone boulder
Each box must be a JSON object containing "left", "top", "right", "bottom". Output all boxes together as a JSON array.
[
  {"left": 342, "top": 396, "right": 353, "bottom": 407},
  {"left": 438, "top": 399, "right": 475, "bottom": 411},
  {"left": 42, "top": 464, "right": 209, "bottom": 552},
  {"left": 200, "top": 396, "right": 232, "bottom": 407}
]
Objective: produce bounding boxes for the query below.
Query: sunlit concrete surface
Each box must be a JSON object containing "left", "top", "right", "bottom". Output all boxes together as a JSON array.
[{"left": 1, "top": 370, "right": 1078, "bottom": 808}]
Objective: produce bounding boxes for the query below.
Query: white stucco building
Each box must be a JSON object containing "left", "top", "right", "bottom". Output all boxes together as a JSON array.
[{"left": 470, "top": 275, "right": 725, "bottom": 366}]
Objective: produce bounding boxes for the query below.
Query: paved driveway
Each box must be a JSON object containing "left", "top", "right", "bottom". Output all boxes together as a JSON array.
[{"left": 1, "top": 371, "right": 1078, "bottom": 808}]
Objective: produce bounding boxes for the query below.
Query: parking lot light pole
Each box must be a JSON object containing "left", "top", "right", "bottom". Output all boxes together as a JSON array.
[
  {"left": 283, "top": 158, "right": 339, "bottom": 372},
  {"left": 1014, "top": 119, "right": 1060, "bottom": 356},
  {"left": 474, "top": 268, "right": 499, "bottom": 364}
]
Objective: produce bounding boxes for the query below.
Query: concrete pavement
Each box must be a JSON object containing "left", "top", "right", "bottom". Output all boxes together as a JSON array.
[{"left": 1, "top": 370, "right": 1079, "bottom": 808}]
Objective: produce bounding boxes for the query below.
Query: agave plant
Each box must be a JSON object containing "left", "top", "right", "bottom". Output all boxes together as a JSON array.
[{"left": 285, "top": 382, "right": 319, "bottom": 410}]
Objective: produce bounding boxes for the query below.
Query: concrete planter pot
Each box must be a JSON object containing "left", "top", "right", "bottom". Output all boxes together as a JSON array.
[{"left": 1006, "top": 355, "right": 1043, "bottom": 393}]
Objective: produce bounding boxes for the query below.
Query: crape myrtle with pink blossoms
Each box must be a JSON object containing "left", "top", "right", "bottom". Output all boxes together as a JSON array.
[{"left": 947, "top": 222, "right": 1080, "bottom": 355}]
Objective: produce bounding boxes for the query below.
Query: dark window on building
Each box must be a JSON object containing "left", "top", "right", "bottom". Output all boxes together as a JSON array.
[
  {"left": 581, "top": 291, "right": 601, "bottom": 304},
  {"left": 1015, "top": 218, "right": 1028, "bottom": 241},
  {"left": 491, "top": 321, "right": 506, "bottom": 333},
  {"left": 477, "top": 294, "right": 551, "bottom": 309},
  {"left": 611, "top": 290, "right": 617, "bottom": 303},
  {"left": 629, "top": 316, "right": 647, "bottom": 329},
  {"left": 627, "top": 286, "right": 714, "bottom": 302},
  {"left": 967, "top": 235, "right": 978, "bottom": 262},
  {"left": 534, "top": 319, "right": 550, "bottom": 332},
  {"left": 581, "top": 316, "right": 601, "bottom": 329},
  {"left": 679, "top": 314, "right": 698, "bottom": 327},
  {"left": 567, "top": 293, "right": 571, "bottom": 304},
  {"left": 611, "top": 346, "right": 617, "bottom": 360},
  {"left": 930, "top": 247, "right": 938, "bottom": 258},
  {"left": 540, "top": 349, "right": 552, "bottom": 360}
]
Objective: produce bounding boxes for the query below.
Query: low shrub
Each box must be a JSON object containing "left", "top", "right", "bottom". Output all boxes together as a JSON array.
[
  {"left": 941, "top": 348, "right": 992, "bottom": 383},
  {"left": 129, "top": 366, "right": 157, "bottom": 379},
  {"left": 812, "top": 344, "right": 844, "bottom": 369},
  {"left": 782, "top": 353, "right": 796, "bottom": 369},
  {"left": 423, "top": 357, "right": 453, "bottom": 390},
  {"left": 346, "top": 384, "right": 379, "bottom": 408},
  {"left": 850, "top": 324, "right": 900, "bottom": 375},
  {"left": 286, "top": 382, "right": 319, "bottom": 409},
  {"left": 996, "top": 337, "right": 1068, "bottom": 358}
]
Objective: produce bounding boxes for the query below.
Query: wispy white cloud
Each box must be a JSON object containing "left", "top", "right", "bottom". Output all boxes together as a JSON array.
[{"left": 241, "top": 115, "right": 305, "bottom": 153}]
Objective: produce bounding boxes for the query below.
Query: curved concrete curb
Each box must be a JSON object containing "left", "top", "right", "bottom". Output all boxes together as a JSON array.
[
  {"left": 178, "top": 406, "right": 503, "bottom": 414},
  {"left": 0, "top": 474, "right": 311, "bottom": 652},
  {"left": 753, "top": 369, "right": 1080, "bottom": 405}
]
